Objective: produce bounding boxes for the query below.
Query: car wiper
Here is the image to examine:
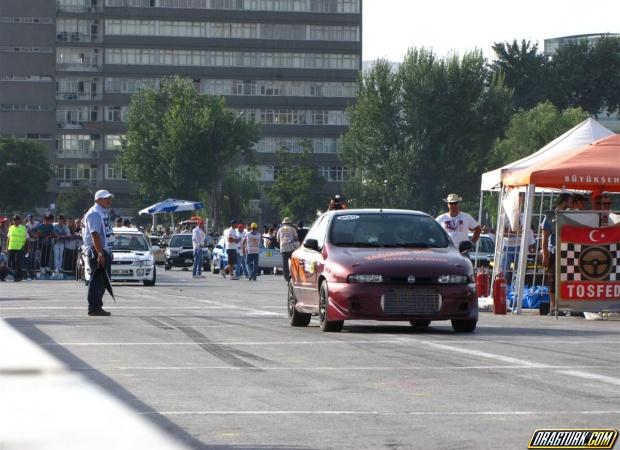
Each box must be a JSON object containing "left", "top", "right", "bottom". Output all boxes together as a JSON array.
[
  {"left": 335, "top": 242, "right": 381, "bottom": 247},
  {"left": 401, "top": 242, "right": 437, "bottom": 248}
]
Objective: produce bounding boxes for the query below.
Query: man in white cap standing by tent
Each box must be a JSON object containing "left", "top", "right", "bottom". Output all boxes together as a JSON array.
[
  {"left": 82, "top": 189, "right": 114, "bottom": 316},
  {"left": 436, "top": 193, "right": 481, "bottom": 248}
]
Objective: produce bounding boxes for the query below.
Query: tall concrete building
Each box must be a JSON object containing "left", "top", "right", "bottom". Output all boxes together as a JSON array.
[{"left": 0, "top": 0, "right": 361, "bottom": 219}]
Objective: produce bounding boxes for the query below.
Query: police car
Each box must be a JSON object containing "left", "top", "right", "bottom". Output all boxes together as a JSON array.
[{"left": 82, "top": 227, "right": 157, "bottom": 286}]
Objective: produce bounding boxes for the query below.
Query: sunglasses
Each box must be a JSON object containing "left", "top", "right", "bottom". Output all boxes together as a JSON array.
[{"left": 448, "top": 202, "right": 459, "bottom": 205}]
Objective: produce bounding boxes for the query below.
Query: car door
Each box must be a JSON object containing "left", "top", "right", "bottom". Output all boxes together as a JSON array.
[{"left": 293, "top": 215, "right": 329, "bottom": 311}]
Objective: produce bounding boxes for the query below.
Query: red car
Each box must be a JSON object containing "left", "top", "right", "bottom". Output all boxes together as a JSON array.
[{"left": 288, "top": 209, "right": 478, "bottom": 332}]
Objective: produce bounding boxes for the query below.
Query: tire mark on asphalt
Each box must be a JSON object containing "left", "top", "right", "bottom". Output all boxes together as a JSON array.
[
  {"left": 162, "top": 317, "right": 276, "bottom": 370},
  {"left": 140, "top": 317, "right": 174, "bottom": 330}
]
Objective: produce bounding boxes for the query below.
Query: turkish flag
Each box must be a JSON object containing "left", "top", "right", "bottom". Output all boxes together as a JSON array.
[{"left": 560, "top": 224, "right": 620, "bottom": 244}]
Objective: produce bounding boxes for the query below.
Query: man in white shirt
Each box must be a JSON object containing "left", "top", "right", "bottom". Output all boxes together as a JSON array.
[
  {"left": 191, "top": 220, "right": 206, "bottom": 278},
  {"left": 244, "top": 223, "right": 261, "bottom": 281},
  {"left": 436, "top": 193, "right": 480, "bottom": 248},
  {"left": 223, "top": 219, "right": 240, "bottom": 280}
]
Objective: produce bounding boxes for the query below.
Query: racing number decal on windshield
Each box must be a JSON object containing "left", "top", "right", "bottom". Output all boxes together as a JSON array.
[{"left": 336, "top": 215, "right": 359, "bottom": 221}]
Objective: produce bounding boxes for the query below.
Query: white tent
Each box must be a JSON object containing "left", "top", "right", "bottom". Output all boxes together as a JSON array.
[{"left": 480, "top": 118, "right": 614, "bottom": 192}]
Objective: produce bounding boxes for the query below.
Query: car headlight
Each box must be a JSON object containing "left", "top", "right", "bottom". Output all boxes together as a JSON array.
[
  {"left": 437, "top": 274, "right": 469, "bottom": 284},
  {"left": 348, "top": 274, "right": 383, "bottom": 283}
]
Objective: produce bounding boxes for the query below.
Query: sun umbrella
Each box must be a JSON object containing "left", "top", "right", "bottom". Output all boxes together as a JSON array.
[
  {"left": 139, "top": 199, "right": 204, "bottom": 215},
  {"left": 93, "top": 264, "right": 115, "bottom": 302}
]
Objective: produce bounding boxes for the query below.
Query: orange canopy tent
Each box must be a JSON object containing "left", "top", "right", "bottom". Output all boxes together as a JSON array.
[{"left": 503, "top": 134, "right": 620, "bottom": 193}]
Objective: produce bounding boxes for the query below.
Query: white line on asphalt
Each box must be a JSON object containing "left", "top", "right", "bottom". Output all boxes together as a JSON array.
[
  {"left": 146, "top": 410, "right": 620, "bottom": 416},
  {"left": 418, "top": 340, "right": 620, "bottom": 387},
  {"left": 40, "top": 339, "right": 406, "bottom": 346},
  {"left": 0, "top": 306, "right": 275, "bottom": 310},
  {"left": 559, "top": 370, "right": 620, "bottom": 386},
  {"left": 97, "top": 364, "right": 620, "bottom": 371}
]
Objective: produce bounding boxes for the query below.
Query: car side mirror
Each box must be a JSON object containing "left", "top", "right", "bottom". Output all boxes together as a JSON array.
[
  {"left": 304, "top": 239, "right": 320, "bottom": 251},
  {"left": 459, "top": 241, "right": 474, "bottom": 253}
]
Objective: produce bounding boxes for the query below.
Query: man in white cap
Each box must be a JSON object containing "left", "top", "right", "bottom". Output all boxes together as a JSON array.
[
  {"left": 82, "top": 190, "right": 114, "bottom": 316},
  {"left": 276, "top": 217, "right": 299, "bottom": 282},
  {"left": 436, "top": 193, "right": 480, "bottom": 248}
]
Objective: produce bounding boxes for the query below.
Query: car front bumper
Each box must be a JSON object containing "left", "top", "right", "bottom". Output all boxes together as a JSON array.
[{"left": 325, "top": 282, "right": 478, "bottom": 322}]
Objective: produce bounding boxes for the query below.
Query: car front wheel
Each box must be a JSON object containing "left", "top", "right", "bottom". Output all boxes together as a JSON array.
[
  {"left": 451, "top": 319, "right": 477, "bottom": 333},
  {"left": 319, "top": 281, "right": 343, "bottom": 332},
  {"left": 143, "top": 267, "right": 156, "bottom": 286},
  {"left": 288, "top": 281, "right": 311, "bottom": 327}
]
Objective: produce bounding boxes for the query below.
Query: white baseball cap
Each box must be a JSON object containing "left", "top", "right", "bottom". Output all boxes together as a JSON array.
[{"left": 94, "top": 189, "right": 114, "bottom": 200}]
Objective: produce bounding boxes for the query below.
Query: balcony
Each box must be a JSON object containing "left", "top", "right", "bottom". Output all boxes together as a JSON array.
[
  {"left": 56, "top": 62, "right": 102, "bottom": 72},
  {"left": 56, "top": 120, "right": 101, "bottom": 130},
  {"left": 56, "top": 149, "right": 100, "bottom": 159},
  {"left": 56, "top": 179, "right": 102, "bottom": 187},
  {"left": 57, "top": 32, "right": 103, "bottom": 43},
  {"left": 57, "top": 92, "right": 102, "bottom": 101},
  {"left": 56, "top": 2, "right": 102, "bottom": 13}
]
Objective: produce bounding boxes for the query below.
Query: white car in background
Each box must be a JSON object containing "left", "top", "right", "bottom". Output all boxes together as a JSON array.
[{"left": 82, "top": 227, "right": 157, "bottom": 286}]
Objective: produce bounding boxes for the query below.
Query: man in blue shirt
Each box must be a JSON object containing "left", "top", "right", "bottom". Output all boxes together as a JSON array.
[
  {"left": 541, "top": 193, "right": 572, "bottom": 314},
  {"left": 83, "top": 190, "right": 114, "bottom": 316}
]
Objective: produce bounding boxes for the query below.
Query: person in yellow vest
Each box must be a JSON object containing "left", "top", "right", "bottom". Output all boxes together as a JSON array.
[{"left": 7, "top": 215, "right": 27, "bottom": 282}]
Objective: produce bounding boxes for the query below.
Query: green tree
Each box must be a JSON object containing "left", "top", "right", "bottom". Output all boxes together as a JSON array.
[
  {"left": 491, "top": 40, "right": 549, "bottom": 110},
  {"left": 219, "top": 168, "right": 261, "bottom": 224},
  {"left": 120, "top": 76, "right": 261, "bottom": 228},
  {"left": 0, "top": 138, "right": 51, "bottom": 211},
  {"left": 267, "top": 144, "right": 325, "bottom": 223},
  {"left": 549, "top": 35, "right": 620, "bottom": 115},
  {"left": 343, "top": 50, "right": 513, "bottom": 216},
  {"left": 55, "top": 186, "right": 93, "bottom": 217},
  {"left": 489, "top": 101, "right": 589, "bottom": 168}
]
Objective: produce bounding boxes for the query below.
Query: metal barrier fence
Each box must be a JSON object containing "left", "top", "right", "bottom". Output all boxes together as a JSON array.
[{"left": 5, "top": 236, "right": 84, "bottom": 280}]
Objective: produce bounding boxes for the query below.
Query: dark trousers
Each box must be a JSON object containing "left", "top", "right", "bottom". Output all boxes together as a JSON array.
[
  {"left": 281, "top": 251, "right": 293, "bottom": 281},
  {"left": 87, "top": 250, "right": 112, "bottom": 312},
  {"left": 40, "top": 243, "right": 53, "bottom": 269},
  {"left": 8, "top": 249, "right": 24, "bottom": 281}
]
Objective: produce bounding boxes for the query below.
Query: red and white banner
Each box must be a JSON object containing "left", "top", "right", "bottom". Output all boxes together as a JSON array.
[{"left": 556, "top": 213, "right": 620, "bottom": 312}]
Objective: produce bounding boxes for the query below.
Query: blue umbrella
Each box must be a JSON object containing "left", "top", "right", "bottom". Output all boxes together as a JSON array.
[{"left": 139, "top": 199, "right": 205, "bottom": 231}]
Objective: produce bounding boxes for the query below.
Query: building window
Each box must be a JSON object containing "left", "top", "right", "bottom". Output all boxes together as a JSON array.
[
  {"left": 233, "top": 108, "right": 348, "bottom": 126},
  {"left": 0, "top": 133, "right": 53, "bottom": 140},
  {"left": 0, "top": 46, "right": 53, "bottom": 53},
  {"left": 105, "top": 77, "right": 159, "bottom": 93},
  {"left": 105, "top": 106, "right": 127, "bottom": 122},
  {"left": 56, "top": 134, "right": 100, "bottom": 158},
  {"left": 319, "top": 165, "right": 348, "bottom": 182},
  {"left": 57, "top": 47, "right": 102, "bottom": 71},
  {"left": 0, "top": 17, "right": 53, "bottom": 24},
  {"left": 54, "top": 163, "right": 100, "bottom": 186},
  {"left": 201, "top": 79, "right": 356, "bottom": 97},
  {"left": 0, "top": 104, "right": 52, "bottom": 111},
  {"left": 0, "top": 75, "right": 54, "bottom": 82},
  {"left": 105, "top": 163, "right": 127, "bottom": 180},
  {"left": 104, "top": 0, "right": 360, "bottom": 13},
  {"left": 105, "top": 134, "right": 125, "bottom": 150}
]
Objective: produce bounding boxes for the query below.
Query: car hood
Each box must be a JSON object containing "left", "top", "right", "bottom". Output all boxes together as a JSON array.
[
  {"left": 112, "top": 250, "right": 151, "bottom": 261},
  {"left": 328, "top": 246, "right": 470, "bottom": 276}
]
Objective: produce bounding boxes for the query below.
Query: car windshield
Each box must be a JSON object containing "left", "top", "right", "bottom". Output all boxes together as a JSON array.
[
  {"left": 476, "top": 236, "right": 494, "bottom": 253},
  {"left": 111, "top": 233, "right": 150, "bottom": 252},
  {"left": 169, "top": 234, "right": 193, "bottom": 247},
  {"left": 329, "top": 213, "right": 450, "bottom": 248}
]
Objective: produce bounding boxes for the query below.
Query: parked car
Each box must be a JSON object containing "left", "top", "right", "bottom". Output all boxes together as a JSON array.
[
  {"left": 149, "top": 235, "right": 166, "bottom": 265},
  {"left": 164, "top": 233, "right": 211, "bottom": 271},
  {"left": 288, "top": 209, "right": 477, "bottom": 332},
  {"left": 82, "top": 227, "right": 157, "bottom": 286},
  {"left": 468, "top": 234, "right": 495, "bottom": 267},
  {"left": 210, "top": 236, "right": 283, "bottom": 275}
]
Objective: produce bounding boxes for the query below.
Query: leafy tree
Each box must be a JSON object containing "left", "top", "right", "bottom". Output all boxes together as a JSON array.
[
  {"left": 491, "top": 40, "right": 549, "bottom": 110},
  {"left": 343, "top": 50, "right": 512, "bottom": 216},
  {"left": 219, "top": 168, "right": 261, "bottom": 224},
  {"left": 55, "top": 186, "right": 93, "bottom": 218},
  {"left": 120, "top": 76, "right": 261, "bottom": 229},
  {"left": 489, "top": 101, "right": 589, "bottom": 168},
  {"left": 549, "top": 36, "right": 620, "bottom": 115},
  {"left": 0, "top": 138, "right": 51, "bottom": 211},
  {"left": 267, "top": 144, "right": 325, "bottom": 223}
]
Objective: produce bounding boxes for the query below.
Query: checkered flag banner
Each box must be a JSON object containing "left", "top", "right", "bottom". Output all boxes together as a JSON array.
[
  {"left": 559, "top": 242, "right": 620, "bottom": 281},
  {"left": 559, "top": 225, "right": 620, "bottom": 282}
]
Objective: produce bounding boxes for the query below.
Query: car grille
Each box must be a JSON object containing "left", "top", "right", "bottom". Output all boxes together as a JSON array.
[{"left": 381, "top": 288, "right": 441, "bottom": 315}]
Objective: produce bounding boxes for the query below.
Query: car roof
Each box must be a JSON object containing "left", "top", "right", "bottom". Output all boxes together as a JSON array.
[
  {"left": 112, "top": 227, "right": 143, "bottom": 234},
  {"left": 326, "top": 208, "right": 431, "bottom": 217}
]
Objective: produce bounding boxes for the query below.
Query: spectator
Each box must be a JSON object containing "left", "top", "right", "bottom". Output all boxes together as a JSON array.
[
  {"left": 435, "top": 193, "right": 481, "bottom": 248},
  {"left": 276, "top": 217, "right": 299, "bottom": 282},
  {"left": 53, "top": 215, "right": 70, "bottom": 278},
  {"left": 25, "top": 215, "right": 39, "bottom": 280},
  {"left": 115, "top": 217, "right": 123, "bottom": 228},
  {"left": 571, "top": 193, "right": 586, "bottom": 210},
  {"left": 191, "top": 220, "right": 206, "bottom": 278},
  {"left": 236, "top": 223, "right": 249, "bottom": 279},
  {"left": 7, "top": 215, "right": 27, "bottom": 282},
  {"left": 223, "top": 219, "right": 240, "bottom": 280},
  {"left": 37, "top": 214, "right": 56, "bottom": 278},
  {"left": 245, "top": 223, "right": 261, "bottom": 281},
  {"left": 0, "top": 250, "right": 8, "bottom": 281},
  {"left": 0, "top": 217, "right": 8, "bottom": 252}
]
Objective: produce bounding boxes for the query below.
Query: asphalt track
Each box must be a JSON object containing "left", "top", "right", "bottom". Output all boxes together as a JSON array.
[{"left": 1, "top": 270, "right": 619, "bottom": 449}]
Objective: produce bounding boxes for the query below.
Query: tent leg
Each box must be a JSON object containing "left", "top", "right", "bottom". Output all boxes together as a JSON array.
[
  {"left": 514, "top": 184, "right": 535, "bottom": 314},
  {"left": 474, "top": 191, "right": 485, "bottom": 268}
]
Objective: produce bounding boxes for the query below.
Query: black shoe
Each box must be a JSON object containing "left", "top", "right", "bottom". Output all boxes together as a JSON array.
[{"left": 88, "top": 309, "right": 111, "bottom": 316}]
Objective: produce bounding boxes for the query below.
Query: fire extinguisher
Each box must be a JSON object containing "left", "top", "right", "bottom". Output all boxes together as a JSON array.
[
  {"left": 493, "top": 272, "right": 507, "bottom": 315},
  {"left": 475, "top": 269, "right": 490, "bottom": 298}
]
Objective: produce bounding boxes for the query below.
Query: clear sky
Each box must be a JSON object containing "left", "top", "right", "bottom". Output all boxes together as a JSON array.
[{"left": 363, "top": 0, "right": 620, "bottom": 62}]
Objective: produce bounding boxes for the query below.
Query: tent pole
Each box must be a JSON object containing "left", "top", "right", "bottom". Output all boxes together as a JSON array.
[
  {"left": 170, "top": 212, "right": 174, "bottom": 232},
  {"left": 514, "top": 184, "right": 535, "bottom": 314},
  {"left": 490, "top": 185, "right": 506, "bottom": 300},
  {"left": 474, "top": 191, "right": 485, "bottom": 269}
]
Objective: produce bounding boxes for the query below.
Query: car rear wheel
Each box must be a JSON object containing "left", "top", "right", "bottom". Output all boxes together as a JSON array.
[
  {"left": 319, "top": 281, "right": 343, "bottom": 332},
  {"left": 288, "top": 282, "right": 311, "bottom": 327},
  {"left": 143, "top": 267, "right": 156, "bottom": 286},
  {"left": 409, "top": 320, "right": 431, "bottom": 328},
  {"left": 451, "top": 319, "right": 477, "bottom": 333}
]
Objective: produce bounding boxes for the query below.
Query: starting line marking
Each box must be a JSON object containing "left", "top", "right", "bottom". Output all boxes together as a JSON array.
[{"left": 146, "top": 410, "right": 620, "bottom": 416}]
